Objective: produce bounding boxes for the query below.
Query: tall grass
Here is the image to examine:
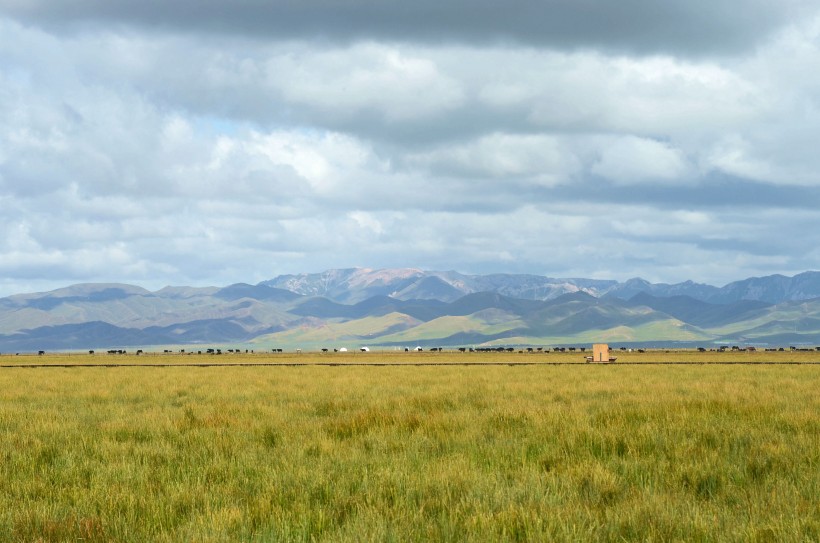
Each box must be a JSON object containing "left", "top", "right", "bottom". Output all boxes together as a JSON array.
[{"left": 1, "top": 360, "right": 818, "bottom": 541}]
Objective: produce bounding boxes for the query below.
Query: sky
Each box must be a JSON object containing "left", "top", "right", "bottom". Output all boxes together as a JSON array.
[{"left": 2, "top": 1, "right": 820, "bottom": 296}]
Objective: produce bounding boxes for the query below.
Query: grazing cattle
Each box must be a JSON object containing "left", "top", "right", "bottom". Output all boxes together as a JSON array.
[
  {"left": 458, "top": 347, "right": 466, "bottom": 352},
  {"left": 89, "top": 350, "right": 95, "bottom": 355},
  {"left": 136, "top": 350, "right": 143, "bottom": 355},
  {"left": 321, "top": 348, "right": 328, "bottom": 353},
  {"left": 38, "top": 351, "right": 45, "bottom": 355}
]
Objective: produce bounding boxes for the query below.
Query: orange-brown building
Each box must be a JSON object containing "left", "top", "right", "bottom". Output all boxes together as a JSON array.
[{"left": 585, "top": 343, "right": 617, "bottom": 363}]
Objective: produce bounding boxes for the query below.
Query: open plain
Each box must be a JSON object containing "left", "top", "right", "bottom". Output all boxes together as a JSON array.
[{"left": 1, "top": 351, "right": 819, "bottom": 542}]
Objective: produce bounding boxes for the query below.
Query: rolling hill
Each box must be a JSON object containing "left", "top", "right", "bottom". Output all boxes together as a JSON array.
[{"left": 3, "top": 269, "right": 820, "bottom": 351}]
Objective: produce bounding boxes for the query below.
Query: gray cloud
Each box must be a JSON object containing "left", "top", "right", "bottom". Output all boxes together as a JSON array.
[{"left": 2, "top": 0, "right": 810, "bottom": 57}]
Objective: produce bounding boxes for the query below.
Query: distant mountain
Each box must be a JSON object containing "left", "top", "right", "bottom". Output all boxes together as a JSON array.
[
  {"left": 624, "top": 293, "right": 773, "bottom": 328},
  {"left": 214, "top": 283, "right": 302, "bottom": 303},
  {"left": 707, "top": 271, "right": 820, "bottom": 304},
  {"left": 262, "top": 268, "right": 820, "bottom": 304},
  {"left": 260, "top": 268, "right": 612, "bottom": 303},
  {"left": 4, "top": 268, "right": 820, "bottom": 351},
  {"left": 260, "top": 268, "right": 426, "bottom": 303},
  {"left": 603, "top": 278, "right": 721, "bottom": 302},
  {"left": 0, "top": 319, "right": 281, "bottom": 351},
  {"left": 1, "top": 283, "right": 152, "bottom": 311},
  {"left": 391, "top": 275, "right": 466, "bottom": 302}
]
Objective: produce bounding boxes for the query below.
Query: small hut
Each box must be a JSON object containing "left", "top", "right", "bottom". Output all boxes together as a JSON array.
[{"left": 585, "top": 343, "right": 617, "bottom": 363}]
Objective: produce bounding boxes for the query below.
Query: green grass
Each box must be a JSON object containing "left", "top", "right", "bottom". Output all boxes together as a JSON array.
[
  {"left": 247, "top": 308, "right": 716, "bottom": 348},
  {"left": 377, "top": 313, "right": 525, "bottom": 343},
  {"left": 254, "top": 312, "right": 420, "bottom": 348},
  {"left": 482, "top": 318, "right": 713, "bottom": 346},
  {"left": 1, "top": 356, "right": 819, "bottom": 541}
]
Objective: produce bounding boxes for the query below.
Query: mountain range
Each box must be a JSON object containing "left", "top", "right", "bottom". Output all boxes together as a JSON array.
[{"left": 4, "top": 268, "right": 820, "bottom": 351}]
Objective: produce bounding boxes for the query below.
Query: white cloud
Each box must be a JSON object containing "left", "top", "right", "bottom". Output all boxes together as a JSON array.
[
  {"left": 592, "top": 136, "right": 692, "bottom": 185},
  {"left": 347, "top": 211, "right": 385, "bottom": 236},
  {"left": 701, "top": 14, "right": 820, "bottom": 186},
  {"left": 265, "top": 43, "right": 465, "bottom": 123},
  {"left": 406, "top": 133, "right": 581, "bottom": 185}
]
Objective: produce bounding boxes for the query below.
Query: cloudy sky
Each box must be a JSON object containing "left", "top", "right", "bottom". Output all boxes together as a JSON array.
[{"left": 2, "top": 1, "right": 820, "bottom": 296}]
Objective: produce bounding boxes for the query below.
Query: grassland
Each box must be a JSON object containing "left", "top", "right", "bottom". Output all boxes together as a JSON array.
[{"left": 1, "top": 352, "right": 819, "bottom": 542}]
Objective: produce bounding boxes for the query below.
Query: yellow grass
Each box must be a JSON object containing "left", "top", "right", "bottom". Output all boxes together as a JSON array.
[{"left": 1, "top": 352, "right": 818, "bottom": 541}]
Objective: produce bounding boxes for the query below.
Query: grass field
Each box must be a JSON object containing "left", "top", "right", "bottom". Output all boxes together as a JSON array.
[
  {"left": 4, "top": 347, "right": 820, "bottom": 365},
  {"left": 1, "top": 352, "right": 819, "bottom": 541}
]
